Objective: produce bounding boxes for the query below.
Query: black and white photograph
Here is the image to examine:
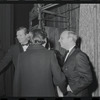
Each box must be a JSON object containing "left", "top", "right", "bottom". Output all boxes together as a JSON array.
[{"left": 0, "top": 1, "right": 99, "bottom": 99}]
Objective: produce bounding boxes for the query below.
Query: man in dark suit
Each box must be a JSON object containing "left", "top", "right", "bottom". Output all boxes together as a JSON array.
[
  {"left": 13, "top": 29, "right": 67, "bottom": 97},
  {"left": 0, "top": 27, "right": 30, "bottom": 79},
  {"left": 58, "top": 30, "right": 93, "bottom": 97}
]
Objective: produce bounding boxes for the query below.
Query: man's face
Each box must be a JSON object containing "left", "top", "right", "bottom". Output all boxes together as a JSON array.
[
  {"left": 16, "top": 29, "right": 28, "bottom": 44},
  {"left": 58, "top": 31, "right": 70, "bottom": 50}
]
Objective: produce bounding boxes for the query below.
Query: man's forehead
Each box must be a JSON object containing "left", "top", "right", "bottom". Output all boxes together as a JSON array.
[
  {"left": 61, "top": 31, "right": 68, "bottom": 37},
  {"left": 17, "top": 30, "right": 25, "bottom": 35}
]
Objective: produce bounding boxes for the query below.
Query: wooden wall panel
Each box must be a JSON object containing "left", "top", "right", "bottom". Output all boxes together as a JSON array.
[
  {"left": 79, "top": 4, "right": 100, "bottom": 96},
  {"left": 45, "top": 4, "right": 80, "bottom": 33},
  {"left": 45, "top": 26, "right": 66, "bottom": 56}
]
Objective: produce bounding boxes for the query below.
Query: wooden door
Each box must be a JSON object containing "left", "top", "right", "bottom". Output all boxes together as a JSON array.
[{"left": 45, "top": 26, "right": 66, "bottom": 57}]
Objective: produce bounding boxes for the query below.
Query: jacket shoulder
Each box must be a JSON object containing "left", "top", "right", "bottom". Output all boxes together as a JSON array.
[
  {"left": 75, "top": 49, "right": 89, "bottom": 61},
  {"left": 47, "top": 49, "right": 56, "bottom": 55},
  {"left": 10, "top": 44, "right": 20, "bottom": 50}
]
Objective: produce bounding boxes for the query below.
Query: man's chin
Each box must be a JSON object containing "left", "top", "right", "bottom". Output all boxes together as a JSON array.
[
  {"left": 61, "top": 46, "right": 66, "bottom": 51},
  {"left": 61, "top": 46, "right": 64, "bottom": 49}
]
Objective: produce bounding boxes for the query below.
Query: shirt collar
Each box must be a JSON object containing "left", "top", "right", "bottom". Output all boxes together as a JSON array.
[{"left": 68, "top": 45, "right": 75, "bottom": 54}]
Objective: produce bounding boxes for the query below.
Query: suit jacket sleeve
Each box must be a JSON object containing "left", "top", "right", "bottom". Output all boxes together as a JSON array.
[
  {"left": 70, "top": 52, "right": 93, "bottom": 95},
  {"left": 0, "top": 46, "right": 13, "bottom": 73},
  {"left": 50, "top": 51, "right": 67, "bottom": 94}
]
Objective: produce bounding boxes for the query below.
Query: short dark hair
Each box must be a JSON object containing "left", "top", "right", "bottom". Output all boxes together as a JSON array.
[
  {"left": 16, "top": 26, "right": 28, "bottom": 35},
  {"left": 31, "top": 29, "right": 47, "bottom": 45}
]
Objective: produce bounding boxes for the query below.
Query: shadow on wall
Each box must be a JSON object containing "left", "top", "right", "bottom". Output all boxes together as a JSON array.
[
  {"left": 88, "top": 60, "right": 98, "bottom": 96},
  {"left": 76, "top": 36, "right": 82, "bottom": 49},
  {"left": 76, "top": 37, "right": 98, "bottom": 96}
]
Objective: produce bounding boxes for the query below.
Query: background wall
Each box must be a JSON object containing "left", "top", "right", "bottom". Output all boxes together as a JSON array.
[
  {"left": 14, "top": 4, "right": 33, "bottom": 41},
  {"left": 0, "top": 4, "right": 14, "bottom": 96},
  {"left": 79, "top": 4, "right": 100, "bottom": 96}
]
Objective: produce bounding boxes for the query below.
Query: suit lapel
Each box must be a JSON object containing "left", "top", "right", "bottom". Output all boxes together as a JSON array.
[
  {"left": 63, "top": 47, "right": 80, "bottom": 71},
  {"left": 64, "top": 46, "right": 76, "bottom": 63},
  {"left": 68, "top": 47, "right": 76, "bottom": 58},
  {"left": 18, "top": 43, "right": 24, "bottom": 53}
]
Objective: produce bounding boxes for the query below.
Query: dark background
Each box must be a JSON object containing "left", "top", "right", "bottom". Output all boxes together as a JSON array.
[
  {"left": 14, "top": 4, "right": 33, "bottom": 38},
  {"left": 0, "top": 4, "right": 34, "bottom": 96}
]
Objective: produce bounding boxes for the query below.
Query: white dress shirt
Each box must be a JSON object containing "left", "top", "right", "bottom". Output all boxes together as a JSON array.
[{"left": 22, "top": 45, "right": 29, "bottom": 52}]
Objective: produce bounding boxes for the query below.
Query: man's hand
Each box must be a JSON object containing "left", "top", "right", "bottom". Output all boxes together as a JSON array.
[
  {"left": 67, "top": 85, "right": 73, "bottom": 93},
  {"left": 57, "top": 86, "right": 64, "bottom": 97}
]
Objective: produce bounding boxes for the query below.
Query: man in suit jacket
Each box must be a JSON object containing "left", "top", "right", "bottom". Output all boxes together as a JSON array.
[
  {"left": 58, "top": 30, "right": 93, "bottom": 97},
  {"left": 13, "top": 29, "right": 67, "bottom": 97},
  {"left": 0, "top": 27, "right": 30, "bottom": 77}
]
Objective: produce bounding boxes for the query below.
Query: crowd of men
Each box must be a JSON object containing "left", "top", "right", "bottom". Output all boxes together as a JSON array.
[{"left": 0, "top": 27, "right": 93, "bottom": 97}]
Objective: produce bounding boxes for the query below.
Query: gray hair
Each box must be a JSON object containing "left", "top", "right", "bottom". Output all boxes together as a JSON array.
[
  {"left": 63, "top": 30, "right": 78, "bottom": 43},
  {"left": 68, "top": 31, "right": 78, "bottom": 43},
  {"left": 30, "top": 29, "right": 47, "bottom": 45},
  {"left": 16, "top": 26, "right": 28, "bottom": 35}
]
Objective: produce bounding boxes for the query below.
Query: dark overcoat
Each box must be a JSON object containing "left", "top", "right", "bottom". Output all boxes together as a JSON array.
[
  {"left": 13, "top": 44, "right": 67, "bottom": 97},
  {"left": 0, "top": 43, "right": 24, "bottom": 72}
]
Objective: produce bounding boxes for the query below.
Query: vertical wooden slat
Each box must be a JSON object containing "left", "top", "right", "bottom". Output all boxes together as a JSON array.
[
  {"left": 45, "top": 26, "right": 66, "bottom": 56},
  {"left": 97, "top": 4, "right": 100, "bottom": 96},
  {"left": 79, "top": 4, "right": 100, "bottom": 96},
  {"left": 93, "top": 5, "right": 99, "bottom": 96}
]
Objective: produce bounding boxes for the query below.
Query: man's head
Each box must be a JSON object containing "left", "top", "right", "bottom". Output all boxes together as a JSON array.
[
  {"left": 30, "top": 29, "right": 47, "bottom": 45},
  {"left": 16, "top": 27, "right": 29, "bottom": 45},
  {"left": 58, "top": 30, "right": 78, "bottom": 50}
]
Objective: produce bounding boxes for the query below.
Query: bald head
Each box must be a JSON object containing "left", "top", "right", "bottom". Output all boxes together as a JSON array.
[
  {"left": 59, "top": 30, "right": 77, "bottom": 50},
  {"left": 62, "top": 30, "right": 77, "bottom": 42}
]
